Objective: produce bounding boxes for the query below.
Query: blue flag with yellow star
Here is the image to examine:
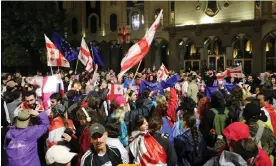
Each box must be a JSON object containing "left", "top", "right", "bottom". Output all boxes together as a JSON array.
[{"left": 52, "top": 32, "right": 78, "bottom": 62}]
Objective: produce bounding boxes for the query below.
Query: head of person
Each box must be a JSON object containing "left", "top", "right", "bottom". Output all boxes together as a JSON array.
[
  {"left": 271, "top": 76, "right": 276, "bottom": 85},
  {"left": 233, "top": 139, "right": 258, "bottom": 166},
  {"left": 23, "top": 91, "right": 36, "bottom": 109},
  {"left": 257, "top": 91, "right": 273, "bottom": 107},
  {"left": 129, "top": 72, "right": 134, "bottom": 79},
  {"left": 51, "top": 104, "right": 66, "bottom": 119},
  {"left": 231, "top": 86, "right": 243, "bottom": 102},
  {"left": 248, "top": 75, "right": 253, "bottom": 82},
  {"left": 89, "top": 123, "right": 108, "bottom": 153},
  {"left": 182, "top": 113, "right": 196, "bottom": 129},
  {"left": 179, "top": 97, "right": 196, "bottom": 116},
  {"left": 15, "top": 110, "right": 32, "bottom": 129},
  {"left": 105, "top": 118, "right": 121, "bottom": 138},
  {"left": 76, "top": 107, "right": 99, "bottom": 126},
  {"left": 114, "top": 95, "right": 127, "bottom": 109},
  {"left": 211, "top": 91, "right": 225, "bottom": 109},
  {"left": 230, "top": 77, "right": 235, "bottom": 83},
  {"left": 134, "top": 115, "right": 148, "bottom": 132},
  {"left": 87, "top": 94, "right": 101, "bottom": 110},
  {"left": 243, "top": 103, "right": 267, "bottom": 123},
  {"left": 128, "top": 90, "right": 137, "bottom": 102},
  {"left": 141, "top": 88, "right": 151, "bottom": 99},
  {"left": 50, "top": 93, "right": 62, "bottom": 108},
  {"left": 255, "top": 86, "right": 261, "bottom": 95},
  {"left": 222, "top": 122, "right": 250, "bottom": 152},
  {"left": 148, "top": 116, "right": 162, "bottom": 133},
  {"left": 12, "top": 90, "right": 22, "bottom": 101},
  {"left": 46, "top": 145, "right": 77, "bottom": 166},
  {"left": 72, "top": 81, "right": 82, "bottom": 91}
]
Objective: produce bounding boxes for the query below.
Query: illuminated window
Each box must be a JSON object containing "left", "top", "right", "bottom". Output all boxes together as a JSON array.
[{"left": 131, "top": 12, "right": 140, "bottom": 31}]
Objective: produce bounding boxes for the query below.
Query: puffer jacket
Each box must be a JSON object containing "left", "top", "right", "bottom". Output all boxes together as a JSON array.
[{"left": 4, "top": 112, "right": 49, "bottom": 166}]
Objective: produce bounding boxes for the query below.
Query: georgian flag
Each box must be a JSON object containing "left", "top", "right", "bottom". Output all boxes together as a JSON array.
[
  {"left": 25, "top": 74, "right": 64, "bottom": 110},
  {"left": 129, "top": 131, "right": 167, "bottom": 166},
  {"left": 44, "top": 34, "right": 70, "bottom": 68},
  {"left": 118, "top": 10, "right": 163, "bottom": 78},
  {"left": 106, "top": 84, "right": 124, "bottom": 101},
  {"left": 78, "top": 38, "right": 93, "bottom": 72},
  {"left": 157, "top": 64, "right": 169, "bottom": 82},
  {"left": 225, "top": 66, "right": 244, "bottom": 78}
]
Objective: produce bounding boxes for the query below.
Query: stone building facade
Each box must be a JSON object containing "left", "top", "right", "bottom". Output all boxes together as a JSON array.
[{"left": 61, "top": 1, "right": 276, "bottom": 73}]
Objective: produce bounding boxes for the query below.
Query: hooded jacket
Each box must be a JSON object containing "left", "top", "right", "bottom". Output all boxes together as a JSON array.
[
  {"left": 203, "top": 151, "right": 247, "bottom": 166},
  {"left": 4, "top": 112, "right": 49, "bottom": 166}
]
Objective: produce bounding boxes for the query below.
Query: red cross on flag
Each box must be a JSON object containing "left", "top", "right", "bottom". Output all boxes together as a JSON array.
[
  {"left": 157, "top": 63, "right": 169, "bottom": 82},
  {"left": 118, "top": 9, "right": 163, "bottom": 79},
  {"left": 225, "top": 66, "right": 244, "bottom": 78},
  {"left": 44, "top": 34, "right": 70, "bottom": 68},
  {"left": 78, "top": 37, "right": 93, "bottom": 72},
  {"left": 107, "top": 84, "right": 124, "bottom": 101}
]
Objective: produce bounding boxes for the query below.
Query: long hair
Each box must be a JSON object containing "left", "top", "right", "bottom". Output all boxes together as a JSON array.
[{"left": 183, "top": 113, "right": 200, "bottom": 156}]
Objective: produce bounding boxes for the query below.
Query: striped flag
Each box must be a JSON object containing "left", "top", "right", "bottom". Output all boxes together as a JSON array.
[
  {"left": 44, "top": 34, "right": 70, "bottom": 68},
  {"left": 78, "top": 38, "right": 93, "bottom": 72},
  {"left": 225, "top": 66, "right": 244, "bottom": 78},
  {"left": 118, "top": 10, "right": 163, "bottom": 78}
]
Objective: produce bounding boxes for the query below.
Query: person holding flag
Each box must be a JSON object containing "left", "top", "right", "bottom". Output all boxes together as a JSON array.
[{"left": 78, "top": 38, "right": 93, "bottom": 73}]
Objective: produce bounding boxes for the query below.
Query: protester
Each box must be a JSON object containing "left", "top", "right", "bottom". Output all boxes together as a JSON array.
[
  {"left": 45, "top": 145, "right": 77, "bottom": 166},
  {"left": 4, "top": 110, "right": 49, "bottom": 166},
  {"left": 80, "top": 123, "right": 125, "bottom": 166},
  {"left": 174, "top": 113, "right": 206, "bottom": 166}
]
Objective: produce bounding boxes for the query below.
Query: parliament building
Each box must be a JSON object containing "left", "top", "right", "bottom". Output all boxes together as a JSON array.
[{"left": 60, "top": 1, "right": 276, "bottom": 74}]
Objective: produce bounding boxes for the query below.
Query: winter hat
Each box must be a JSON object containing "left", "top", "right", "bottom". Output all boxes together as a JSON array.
[
  {"left": 16, "top": 110, "right": 31, "bottom": 129},
  {"left": 114, "top": 95, "right": 126, "bottom": 107},
  {"left": 243, "top": 103, "right": 268, "bottom": 122},
  {"left": 45, "top": 145, "right": 76, "bottom": 164},
  {"left": 222, "top": 122, "right": 250, "bottom": 142}
]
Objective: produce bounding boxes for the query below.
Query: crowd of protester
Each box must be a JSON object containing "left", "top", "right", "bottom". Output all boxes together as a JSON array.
[{"left": 1, "top": 65, "right": 276, "bottom": 166}]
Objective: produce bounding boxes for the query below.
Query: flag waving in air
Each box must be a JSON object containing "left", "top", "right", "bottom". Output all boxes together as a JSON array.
[
  {"left": 78, "top": 38, "right": 93, "bottom": 72},
  {"left": 44, "top": 34, "right": 70, "bottom": 68},
  {"left": 157, "top": 64, "right": 169, "bottom": 82},
  {"left": 52, "top": 32, "right": 78, "bottom": 62},
  {"left": 118, "top": 9, "right": 163, "bottom": 78}
]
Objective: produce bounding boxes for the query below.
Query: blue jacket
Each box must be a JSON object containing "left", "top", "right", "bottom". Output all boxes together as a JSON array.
[
  {"left": 174, "top": 129, "right": 206, "bottom": 166},
  {"left": 4, "top": 112, "right": 50, "bottom": 166}
]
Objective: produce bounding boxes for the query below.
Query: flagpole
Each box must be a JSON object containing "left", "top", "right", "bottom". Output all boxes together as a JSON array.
[
  {"left": 50, "top": 66, "right": 53, "bottom": 75},
  {"left": 75, "top": 59, "right": 79, "bottom": 74},
  {"left": 131, "top": 60, "right": 142, "bottom": 85}
]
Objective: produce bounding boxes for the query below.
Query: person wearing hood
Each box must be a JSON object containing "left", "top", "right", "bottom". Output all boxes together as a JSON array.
[
  {"left": 4, "top": 109, "right": 49, "bottom": 166},
  {"left": 207, "top": 122, "right": 272, "bottom": 166},
  {"left": 204, "top": 139, "right": 259, "bottom": 166}
]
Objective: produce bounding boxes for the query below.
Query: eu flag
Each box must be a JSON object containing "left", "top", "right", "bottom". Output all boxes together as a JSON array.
[
  {"left": 90, "top": 44, "right": 104, "bottom": 68},
  {"left": 139, "top": 74, "right": 180, "bottom": 95},
  {"left": 52, "top": 32, "right": 78, "bottom": 62}
]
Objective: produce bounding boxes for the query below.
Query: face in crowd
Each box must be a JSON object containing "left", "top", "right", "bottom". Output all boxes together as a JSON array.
[{"left": 24, "top": 94, "right": 36, "bottom": 109}]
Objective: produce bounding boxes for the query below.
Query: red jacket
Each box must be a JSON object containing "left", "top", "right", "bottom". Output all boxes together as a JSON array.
[
  {"left": 167, "top": 88, "right": 178, "bottom": 127},
  {"left": 78, "top": 127, "right": 91, "bottom": 166},
  {"left": 255, "top": 148, "right": 272, "bottom": 166}
]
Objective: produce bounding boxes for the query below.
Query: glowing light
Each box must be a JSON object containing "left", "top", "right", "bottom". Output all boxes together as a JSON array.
[
  {"left": 82, "top": 29, "right": 86, "bottom": 37},
  {"left": 102, "top": 30, "right": 105, "bottom": 36},
  {"left": 200, "top": 16, "right": 214, "bottom": 24}
]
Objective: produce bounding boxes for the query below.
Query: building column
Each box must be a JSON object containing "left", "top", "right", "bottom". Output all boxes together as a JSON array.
[
  {"left": 252, "top": 37, "right": 263, "bottom": 73},
  {"left": 261, "top": 1, "right": 272, "bottom": 19},
  {"left": 80, "top": 1, "right": 86, "bottom": 37},
  {"left": 168, "top": 37, "right": 178, "bottom": 71},
  {"left": 179, "top": 46, "right": 185, "bottom": 69}
]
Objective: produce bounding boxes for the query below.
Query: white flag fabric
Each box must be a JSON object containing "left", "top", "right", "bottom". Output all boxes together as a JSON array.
[
  {"left": 118, "top": 10, "right": 163, "bottom": 78},
  {"left": 44, "top": 34, "right": 70, "bottom": 68},
  {"left": 106, "top": 84, "right": 124, "bottom": 101},
  {"left": 157, "top": 64, "right": 169, "bottom": 82},
  {"left": 78, "top": 38, "right": 93, "bottom": 72}
]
